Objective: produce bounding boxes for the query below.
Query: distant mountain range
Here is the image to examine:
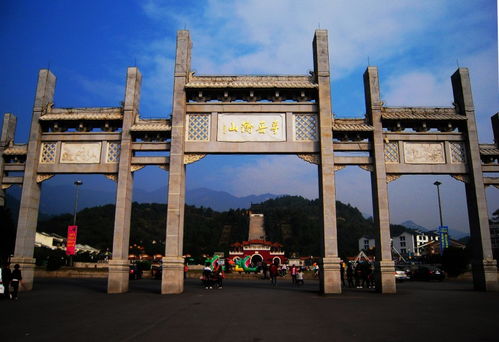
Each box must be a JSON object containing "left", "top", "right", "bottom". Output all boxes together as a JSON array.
[
  {"left": 3, "top": 186, "right": 470, "bottom": 240},
  {"left": 399, "top": 220, "right": 429, "bottom": 232},
  {"left": 6, "top": 185, "right": 279, "bottom": 215},
  {"left": 399, "top": 219, "right": 468, "bottom": 239}
]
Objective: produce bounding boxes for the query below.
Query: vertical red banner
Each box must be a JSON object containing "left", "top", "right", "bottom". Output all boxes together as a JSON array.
[{"left": 66, "top": 225, "right": 78, "bottom": 255}]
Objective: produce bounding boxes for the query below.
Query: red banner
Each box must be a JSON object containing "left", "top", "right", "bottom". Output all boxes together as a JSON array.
[{"left": 66, "top": 225, "right": 78, "bottom": 255}]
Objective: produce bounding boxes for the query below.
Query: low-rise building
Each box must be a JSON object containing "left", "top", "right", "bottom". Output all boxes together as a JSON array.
[
  {"left": 35, "top": 232, "right": 65, "bottom": 250},
  {"left": 358, "top": 230, "right": 442, "bottom": 256}
]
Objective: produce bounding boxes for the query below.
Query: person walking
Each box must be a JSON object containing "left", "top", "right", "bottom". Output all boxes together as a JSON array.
[
  {"left": 340, "top": 262, "right": 345, "bottom": 287},
  {"left": 10, "top": 264, "right": 22, "bottom": 300},
  {"left": 290, "top": 265, "right": 298, "bottom": 286},
  {"left": 346, "top": 263, "right": 354, "bottom": 288},
  {"left": 203, "top": 263, "right": 213, "bottom": 289},
  {"left": 354, "top": 263, "right": 362, "bottom": 288},
  {"left": 296, "top": 268, "right": 304, "bottom": 286},
  {"left": 1, "top": 263, "right": 11, "bottom": 299},
  {"left": 216, "top": 265, "right": 224, "bottom": 289},
  {"left": 269, "top": 259, "right": 279, "bottom": 287}
]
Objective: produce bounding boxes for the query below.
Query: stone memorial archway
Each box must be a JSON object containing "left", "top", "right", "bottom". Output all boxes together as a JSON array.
[{"left": 1, "top": 30, "right": 497, "bottom": 295}]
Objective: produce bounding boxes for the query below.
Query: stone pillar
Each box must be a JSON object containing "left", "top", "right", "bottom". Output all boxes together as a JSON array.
[
  {"left": 364, "top": 67, "right": 396, "bottom": 293},
  {"left": 107, "top": 67, "right": 141, "bottom": 294},
  {"left": 0, "top": 113, "right": 17, "bottom": 207},
  {"left": 162, "top": 30, "right": 191, "bottom": 294},
  {"left": 451, "top": 68, "right": 498, "bottom": 291},
  {"left": 313, "top": 30, "right": 341, "bottom": 294},
  {"left": 492, "top": 113, "right": 498, "bottom": 146},
  {"left": 12, "top": 70, "right": 56, "bottom": 291}
]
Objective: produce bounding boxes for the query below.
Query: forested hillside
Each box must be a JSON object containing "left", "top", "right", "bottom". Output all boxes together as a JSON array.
[{"left": 35, "top": 196, "right": 412, "bottom": 258}]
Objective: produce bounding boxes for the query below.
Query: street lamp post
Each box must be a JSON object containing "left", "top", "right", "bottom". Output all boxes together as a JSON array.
[
  {"left": 433, "top": 181, "right": 443, "bottom": 227},
  {"left": 70, "top": 180, "right": 83, "bottom": 266},
  {"left": 73, "top": 180, "right": 83, "bottom": 226}
]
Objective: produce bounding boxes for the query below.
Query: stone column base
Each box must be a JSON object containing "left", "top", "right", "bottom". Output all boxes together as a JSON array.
[
  {"left": 107, "top": 259, "right": 130, "bottom": 294},
  {"left": 10, "top": 257, "right": 36, "bottom": 291},
  {"left": 161, "top": 256, "right": 184, "bottom": 294},
  {"left": 374, "top": 260, "right": 396, "bottom": 294},
  {"left": 472, "top": 259, "right": 498, "bottom": 291},
  {"left": 320, "top": 257, "right": 342, "bottom": 294}
]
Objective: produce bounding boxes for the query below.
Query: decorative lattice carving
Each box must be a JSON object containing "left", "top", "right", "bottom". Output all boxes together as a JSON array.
[
  {"left": 187, "top": 114, "right": 210, "bottom": 141},
  {"left": 106, "top": 142, "right": 121, "bottom": 163},
  {"left": 40, "top": 142, "right": 57, "bottom": 164},
  {"left": 184, "top": 154, "right": 206, "bottom": 165},
  {"left": 450, "top": 142, "right": 466, "bottom": 164},
  {"left": 297, "top": 154, "right": 320, "bottom": 165},
  {"left": 386, "top": 174, "right": 401, "bottom": 183},
  {"left": 384, "top": 142, "right": 399, "bottom": 163},
  {"left": 294, "top": 114, "right": 318, "bottom": 141},
  {"left": 36, "top": 174, "right": 54, "bottom": 183}
]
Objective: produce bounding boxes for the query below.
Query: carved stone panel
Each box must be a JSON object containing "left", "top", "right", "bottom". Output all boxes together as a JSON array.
[
  {"left": 403, "top": 142, "right": 445, "bottom": 164},
  {"left": 217, "top": 114, "right": 286, "bottom": 142},
  {"left": 60, "top": 142, "right": 101, "bottom": 164}
]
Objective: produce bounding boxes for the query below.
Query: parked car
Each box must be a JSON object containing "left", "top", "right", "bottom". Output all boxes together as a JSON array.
[
  {"left": 394, "top": 266, "right": 410, "bottom": 281},
  {"left": 412, "top": 265, "right": 445, "bottom": 281},
  {"left": 129, "top": 264, "right": 142, "bottom": 280}
]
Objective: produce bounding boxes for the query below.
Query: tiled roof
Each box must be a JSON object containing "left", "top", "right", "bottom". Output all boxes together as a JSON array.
[
  {"left": 333, "top": 119, "right": 373, "bottom": 131},
  {"left": 186, "top": 75, "right": 317, "bottom": 88},
  {"left": 3, "top": 144, "right": 27, "bottom": 155},
  {"left": 480, "top": 144, "right": 499, "bottom": 156},
  {"left": 130, "top": 118, "right": 172, "bottom": 131},
  {"left": 40, "top": 107, "right": 123, "bottom": 121},
  {"left": 381, "top": 107, "right": 466, "bottom": 120}
]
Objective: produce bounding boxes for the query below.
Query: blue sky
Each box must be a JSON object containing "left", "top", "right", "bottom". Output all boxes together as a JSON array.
[{"left": 0, "top": 1, "right": 498, "bottom": 235}]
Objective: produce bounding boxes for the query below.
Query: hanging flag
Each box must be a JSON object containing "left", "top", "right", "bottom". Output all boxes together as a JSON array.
[{"left": 66, "top": 225, "right": 78, "bottom": 255}]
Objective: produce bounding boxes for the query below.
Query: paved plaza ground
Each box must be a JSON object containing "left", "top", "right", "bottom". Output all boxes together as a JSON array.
[{"left": 1, "top": 277, "right": 498, "bottom": 341}]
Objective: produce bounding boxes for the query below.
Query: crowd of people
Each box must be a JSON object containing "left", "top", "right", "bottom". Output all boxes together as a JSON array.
[
  {"left": 201, "top": 263, "right": 224, "bottom": 289},
  {"left": 342, "top": 261, "right": 375, "bottom": 289},
  {"left": 197, "top": 258, "right": 375, "bottom": 290}
]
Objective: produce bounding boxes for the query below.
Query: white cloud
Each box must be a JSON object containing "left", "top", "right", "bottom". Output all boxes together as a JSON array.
[{"left": 383, "top": 72, "right": 453, "bottom": 107}]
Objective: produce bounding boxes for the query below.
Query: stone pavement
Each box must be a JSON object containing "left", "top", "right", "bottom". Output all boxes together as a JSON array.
[{"left": 1, "top": 277, "right": 498, "bottom": 341}]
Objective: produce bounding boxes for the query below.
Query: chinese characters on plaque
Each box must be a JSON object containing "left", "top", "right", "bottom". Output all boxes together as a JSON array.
[{"left": 217, "top": 114, "right": 286, "bottom": 142}]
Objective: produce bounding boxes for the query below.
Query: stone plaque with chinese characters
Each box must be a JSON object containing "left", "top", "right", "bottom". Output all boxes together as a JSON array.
[
  {"left": 217, "top": 114, "right": 286, "bottom": 142},
  {"left": 60, "top": 142, "right": 101, "bottom": 164},
  {"left": 403, "top": 142, "right": 445, "bottom": 164}
]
